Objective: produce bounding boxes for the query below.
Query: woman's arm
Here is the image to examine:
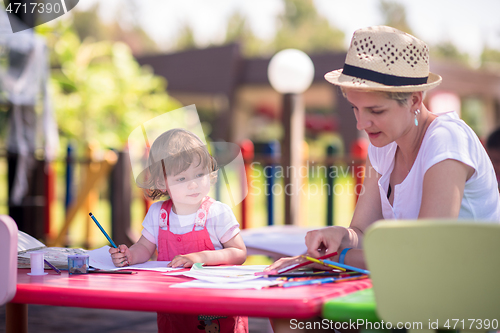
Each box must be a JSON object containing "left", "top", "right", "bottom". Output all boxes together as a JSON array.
[
  {"left": 266, "top": 157, "right": 383, "bottom": 271},
  {"left": 168, "top": 234, "right": 247, "bottom": 268},
  {"left": 306, "top": 156, "right": 384, "bottom": 257},
  {"left": 419, "top": 159, "right": 472, "bottom": 218}
]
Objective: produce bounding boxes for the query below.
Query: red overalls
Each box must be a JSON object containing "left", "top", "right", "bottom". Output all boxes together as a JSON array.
[{"left": 156, "top": 197, "right": 248, "bottom": 333}]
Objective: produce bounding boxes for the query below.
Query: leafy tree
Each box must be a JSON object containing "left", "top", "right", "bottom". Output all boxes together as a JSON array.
[
  {"left": 378, "top": 1, "right": 471, "bottom": 66},
  {"left": 71, "top": 4, "right": 159, "bottom": 55},
  {"left": 224, "top": 12, "right": 266, "bottom": 56},
  {"left": 272, "top": 0, "right": 345, "bottom": 53},
  {"left": 378, "top": 0, "right": 413, "bottom": 34},
  {"left": 481, "top": 46, "right": 500, "bottom": 70},
  {"left": 431, "top": 41, "right": 470, "bottom": 66},
  {"left": 36, "top": 22, "right": 180, "bottom": 155},
  {"left": 175, "top": 23, "right": 197, "bottom": 51}
]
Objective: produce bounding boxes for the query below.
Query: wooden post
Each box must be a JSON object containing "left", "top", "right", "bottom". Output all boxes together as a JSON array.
[
  {"left": 44, "top": 161, "right": 55, "bottom": 240},
  {"left": 111, "top": 150, "right": 132, "bottom": 246},
  {"left": 326, "top": 144, "right": 340, "bottom": 226},
  {"left": 264, "top": 141, "right": 279, "bottom": 226},
  {"left": 240, "top": 139, "right": 254, "bottom": 229},
  {"left": 282, "top": 93, "right": 304, "bottom": 226},
  {"left": 84, "top": 143, "right": 99, "bottom": 249},
  {"left": 350, "top": 139, "right": 368, "bottom": 203},
  {"left": 6, "top": 303, "right": 28, "bottom": 333}
]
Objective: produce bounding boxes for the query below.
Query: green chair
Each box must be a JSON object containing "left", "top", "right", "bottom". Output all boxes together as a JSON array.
[{"left": 364, "top": 220, "right": 500, "bottom": 332}]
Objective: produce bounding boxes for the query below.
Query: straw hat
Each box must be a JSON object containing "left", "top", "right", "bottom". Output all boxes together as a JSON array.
[{"left": 325, "top": 26, "right": 442, "bottom": 92}]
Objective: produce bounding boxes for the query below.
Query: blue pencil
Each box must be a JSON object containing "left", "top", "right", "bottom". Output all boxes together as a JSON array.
[
  {"left": 89, "top": 212, "right": 117, "bottom": 248},
  {"left": 321, "top": 259, "right": 370, "bottom": 275},
  {"left": 282, "top": 275, "right": 369, "bottom": 288},
  {"left": 282, "top": 277, "right": 336, "bottom": 288}
]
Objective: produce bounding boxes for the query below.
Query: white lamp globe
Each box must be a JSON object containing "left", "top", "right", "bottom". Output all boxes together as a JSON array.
[{"left": 267, "top": 49, "right": 315, "bottom": 94}]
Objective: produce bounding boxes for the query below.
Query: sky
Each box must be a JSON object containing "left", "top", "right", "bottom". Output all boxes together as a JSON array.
[{"left": 73, "top": 0, "right": 500, "bottom": 65}]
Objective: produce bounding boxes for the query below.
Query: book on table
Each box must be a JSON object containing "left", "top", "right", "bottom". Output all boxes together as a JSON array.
[{"left": 17, "top": 231, "right": 87, "bottom": 269}]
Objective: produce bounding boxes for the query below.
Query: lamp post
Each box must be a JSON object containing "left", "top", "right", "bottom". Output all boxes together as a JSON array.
[{"left": 268, "top": 49, "right": 314, "bottom": 225}]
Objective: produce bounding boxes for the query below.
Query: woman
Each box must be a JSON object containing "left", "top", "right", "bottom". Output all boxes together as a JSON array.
[{"left": 267, "top": 26, "right": 500, "bottom": 271}]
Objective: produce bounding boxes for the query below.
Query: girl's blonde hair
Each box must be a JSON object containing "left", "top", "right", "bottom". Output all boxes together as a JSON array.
[{"left": 141, "top": 129, "right": 217, "bottom": 200}]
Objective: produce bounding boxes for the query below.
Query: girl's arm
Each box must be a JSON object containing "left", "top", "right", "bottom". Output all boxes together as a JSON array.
[
  {"left": 109, "top": 235, "right": 156, "bottom": 267},
  {"left": 168, "top": 234, "right": 247, "bottom": 268}
]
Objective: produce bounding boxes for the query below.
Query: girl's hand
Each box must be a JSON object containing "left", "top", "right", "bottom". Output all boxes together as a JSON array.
[
  {"left": 109, "top": 244, "right": 131, "bottom": 267},
  {"left": 168, "top": 254, "right": 196, "bottom": 268}
]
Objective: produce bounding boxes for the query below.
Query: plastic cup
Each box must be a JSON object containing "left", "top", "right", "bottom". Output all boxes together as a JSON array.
[{"left": 27, "top": 251, "right": 48, "bottom": 276}]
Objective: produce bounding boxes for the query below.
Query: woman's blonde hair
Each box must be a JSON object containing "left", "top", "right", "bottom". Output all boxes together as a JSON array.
[
  {"left": 141, "top": 129, "right": 217, "bottom": 200},
  {"left": 340, "top": 88, "right": 424, "bottom": 107}
]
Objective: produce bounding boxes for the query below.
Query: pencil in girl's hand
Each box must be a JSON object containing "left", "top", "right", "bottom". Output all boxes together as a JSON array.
[{"left": 89, "top": 212, "right": 118, "bottom": 248}]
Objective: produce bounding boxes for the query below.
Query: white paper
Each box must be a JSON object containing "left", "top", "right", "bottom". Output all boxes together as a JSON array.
[
  {"left": 240, "top": 225, "right": 314, "bottom": 257},
  {"left": 170, "top": 278, "right": 280, "bottom": 289},
  {"left": 88, "top": 246, "right": 181, "bottom": 272},
  {"left": 170, "top": 264, "right": 268, "bottom": 283}
]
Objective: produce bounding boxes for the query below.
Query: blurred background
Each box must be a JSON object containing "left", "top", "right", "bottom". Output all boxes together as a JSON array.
[{"left": 1, "top": 0, "right": 500, "bottom": 257}]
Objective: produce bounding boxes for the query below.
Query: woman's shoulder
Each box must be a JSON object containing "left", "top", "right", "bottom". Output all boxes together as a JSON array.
[{"left": 426, "top": 111, "right": 478, "bottom": 145}]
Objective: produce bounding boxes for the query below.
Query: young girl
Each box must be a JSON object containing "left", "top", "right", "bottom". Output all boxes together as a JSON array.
[{"left": 110, "top": 128, "right": 248, "bottom": 333}]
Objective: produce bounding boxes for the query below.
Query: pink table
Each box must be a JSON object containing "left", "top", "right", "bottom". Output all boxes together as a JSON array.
[{"left": 7, "top": 269, "right": 372, "bottom": 332}]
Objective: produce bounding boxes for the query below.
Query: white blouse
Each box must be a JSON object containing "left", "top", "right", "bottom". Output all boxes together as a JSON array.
[{"left": 369, "top": 111, "right": 500, "bottom": 221}]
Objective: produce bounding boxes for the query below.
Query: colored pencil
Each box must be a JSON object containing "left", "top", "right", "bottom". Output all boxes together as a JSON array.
[
  {"left": 321, "top": 259, "right": 370, "bottom": 275},
  {"left": 282, "top": 274, "right": 369, "bottom": 288},
  {"left": 266, "top": 271, "right": 361, "bottom": 278},
  {"left": 44, "top": 259, "right": 61, "bottom": 274},
  {"left": 89, "top": 212, "right": 117, "bottom": 248},
  {"left": 256, "top": 252, "right": 339, "bottom": 276},
  {"left": 88, "top": 270, "right": 137, "bottom": 274},
  {"left": 302, "top": 256, "right": 347, "bottom": 271}
]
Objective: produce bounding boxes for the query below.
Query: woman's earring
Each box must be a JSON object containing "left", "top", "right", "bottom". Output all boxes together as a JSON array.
[{"left": 414, "top": 109, "right": 421, "bottom": 126}]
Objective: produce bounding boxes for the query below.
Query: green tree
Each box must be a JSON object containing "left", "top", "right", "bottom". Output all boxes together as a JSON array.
[
  {"left": 223, "top": 12, "right": 269, "bottom": 56},
  {"left": 378, "top": 1, "right": 471, "bottom": 66},
  {"left": 272, "top": 0, "right": 345, "bottom": 53},
  {"left": 481, "top": 46, "right": 500, "bottom": 70},
  {"left": 36, "top": 22, "right": 180, "bottom": 155},
  {"left": 71, "top": 4, "right": 159, "bottom": 55},
  {"left": 378, "top": 0, "right": 413, "bottom": 34},
  {"left": 431, "top": 41, "right": 470, "bottom": 65},
  {"left": 175, "top": 23, "right": 197, "bottom": 50}
]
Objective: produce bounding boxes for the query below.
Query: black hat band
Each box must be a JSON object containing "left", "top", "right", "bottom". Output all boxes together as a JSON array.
[{"left": 343, "top": 64, "right": 428, "bottom": 86}]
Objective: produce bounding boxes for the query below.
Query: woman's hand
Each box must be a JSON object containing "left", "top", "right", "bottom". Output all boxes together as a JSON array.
[
  {"left": 264, "top": 255, "right": 336, "bottom": 272},
  {"left": 109, "top": 244, "right": 131, "bottom": 267},
  {"left": 305, "top": 226, "right": 347, "bottom": 257},
  {"left": 168, "top": 254, "right": 196, "bottom": 268}
]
